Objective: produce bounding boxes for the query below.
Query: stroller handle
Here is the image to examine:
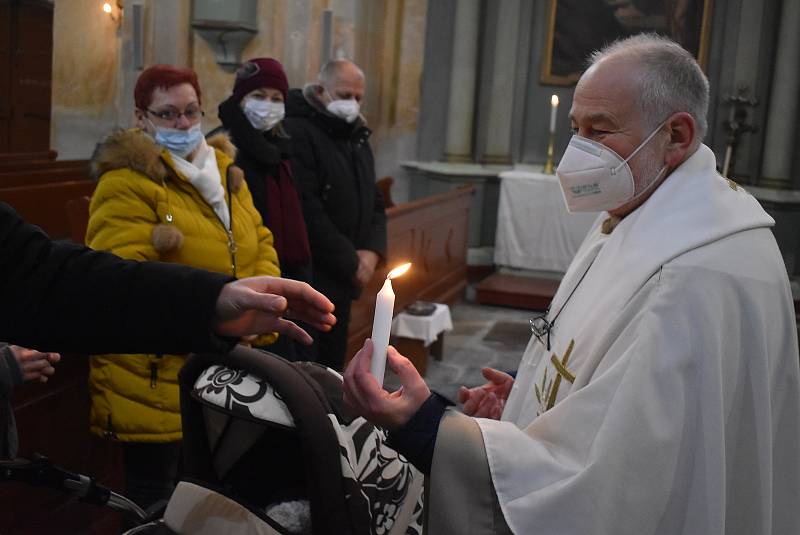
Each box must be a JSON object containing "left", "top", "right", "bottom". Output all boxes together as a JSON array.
[{"left": 0, "top": 454, "right": 147, "bottom": 522}]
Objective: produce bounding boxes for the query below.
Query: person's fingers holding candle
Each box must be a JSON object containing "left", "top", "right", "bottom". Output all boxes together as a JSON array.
[
  {"left": 343, "top": 340, "right": 430, "bottom": 429},
  {"left": 343, "top": 339, "right": 377, "bottom": 412}
]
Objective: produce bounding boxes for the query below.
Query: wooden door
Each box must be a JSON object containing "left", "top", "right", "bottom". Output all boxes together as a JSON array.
[{"left": 0, "top": 0, "right": 53, "bottom": 155}]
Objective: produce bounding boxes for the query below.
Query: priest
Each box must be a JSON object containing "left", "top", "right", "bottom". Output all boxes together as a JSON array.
[{"left": 343, "top": 34, "right": 800, "bottom": 534}]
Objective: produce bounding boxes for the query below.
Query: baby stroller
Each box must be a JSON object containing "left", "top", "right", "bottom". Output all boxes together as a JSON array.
[{"left": 136, "top": 345, "right": 425, "bottom": 534}]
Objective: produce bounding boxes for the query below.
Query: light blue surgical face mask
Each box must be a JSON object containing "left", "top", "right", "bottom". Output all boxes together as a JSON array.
[{"left": 150, "top": 121, "right": 204, "bottom": 158}]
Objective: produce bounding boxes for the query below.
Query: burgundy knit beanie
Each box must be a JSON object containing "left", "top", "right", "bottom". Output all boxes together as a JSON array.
[{"left": 232, "top": 58, "right": 289, "bottom": 102}]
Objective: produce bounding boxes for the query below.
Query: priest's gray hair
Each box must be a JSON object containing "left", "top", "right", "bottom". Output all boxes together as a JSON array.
[
  {"left": 589, "top": 33, "right": 709, "bottom": 141},
  {"left": 317, "top": 58, "right": 364, "bottom": 87}
]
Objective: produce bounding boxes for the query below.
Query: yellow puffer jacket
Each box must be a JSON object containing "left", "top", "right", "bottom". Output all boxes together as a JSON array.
[{"left": 85, "top": 129, "right": 280, "bottom": 442}]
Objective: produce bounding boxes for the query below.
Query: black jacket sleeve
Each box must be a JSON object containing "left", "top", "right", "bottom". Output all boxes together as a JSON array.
[
  {"left": 386, "top": 392, "right": 453, "bottom": 474},
  {"left": 0, "top": 203, "right": 236, "bottom": 355},
  {"left": 287, "top": 124, "right": 359, "bottom": 281}
]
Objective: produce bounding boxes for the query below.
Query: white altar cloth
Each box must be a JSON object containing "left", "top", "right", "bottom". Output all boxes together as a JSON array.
[{"left": 494, "top": 169, "right": 597, "bottom": 272}]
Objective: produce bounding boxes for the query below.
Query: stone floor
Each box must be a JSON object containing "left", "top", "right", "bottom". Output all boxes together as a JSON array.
[{"left": 384, "top": 301, "right": 539, "bottom": 401}]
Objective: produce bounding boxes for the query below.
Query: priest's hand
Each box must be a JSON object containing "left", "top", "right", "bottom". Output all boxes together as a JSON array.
[
  {"left": 458, "top": 367, "right": 514, "bottom": 419},
  {"left": 214, "top": 277, "right": 336, "bottom": 345},
  {"left": 343, "top": 339, "right": 431, "bottom": 429}
]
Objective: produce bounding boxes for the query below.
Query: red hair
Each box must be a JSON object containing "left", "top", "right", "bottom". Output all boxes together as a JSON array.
[{"left": 134, "top": 65, "right": 202, "bottom": 110}]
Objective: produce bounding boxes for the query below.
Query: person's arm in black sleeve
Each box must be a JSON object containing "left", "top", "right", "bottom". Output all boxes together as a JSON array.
[
  {"left": 386, "top": 392, "right": 453, "bottom": 474},
  {"left": 0, "top": 203, "right": 236, "bottom": 355},
  {"left": 0, "top": 343, "right": 23, "bottom": 459},
  {"left": 286, "top": 124, "right": 359, "bottom": 281}
]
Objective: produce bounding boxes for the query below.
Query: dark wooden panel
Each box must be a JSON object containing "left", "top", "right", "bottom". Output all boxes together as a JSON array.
[
  {"left": 0, "top": 1, "right": 12, "bottom": 152},
  {"left": 9, "top": 1, "right": 53, "bottom": 153},
  {"left": 347, "top": 186, "right": 473, "bottom": 361}
]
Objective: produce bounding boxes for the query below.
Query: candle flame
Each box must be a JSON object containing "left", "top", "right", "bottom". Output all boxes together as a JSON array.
[
  {"left": 387, "top": 262, "right": 412, "bottom": 280},
  {"left": 551, "top": 94, "right": 559, "bottom": 107},
  {"left": 103, "top": 2, "right": 112, "bottom": 13}
]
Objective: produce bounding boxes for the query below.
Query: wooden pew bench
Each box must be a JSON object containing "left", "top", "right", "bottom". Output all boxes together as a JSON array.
[{"left": 346, "top": 185, "right": 473, "bottom": 363}]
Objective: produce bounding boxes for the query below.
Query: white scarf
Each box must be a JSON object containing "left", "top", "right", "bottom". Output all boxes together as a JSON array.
[{"left": 171, "top": 139, "right": 230, "bottom": 230}]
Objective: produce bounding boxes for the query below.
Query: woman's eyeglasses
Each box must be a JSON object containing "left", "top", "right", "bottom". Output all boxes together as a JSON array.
[{"left": 146, "top": 107, "right": 204, "bottom": 122}]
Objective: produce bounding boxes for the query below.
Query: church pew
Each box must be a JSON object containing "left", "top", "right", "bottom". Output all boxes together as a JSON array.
[
  {"left": 0, "top": 160, "right": 90, "bottom": 188},
  {"left": 0, "top": 149, "right": 59, "bottom": 165},
  {"left": 346, "top": 185, "right": 473, "bottom": 362},
  {"left": 0, "top": 179, "right": 96, "bottom": 239}
]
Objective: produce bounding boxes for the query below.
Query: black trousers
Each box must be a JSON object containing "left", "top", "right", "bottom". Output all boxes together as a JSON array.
[
  {"left": 121, "top": 441, "right": 181, "bottom": 516},
  {"left": 315, "top": 297, "right": 352, "bottom": 371}
]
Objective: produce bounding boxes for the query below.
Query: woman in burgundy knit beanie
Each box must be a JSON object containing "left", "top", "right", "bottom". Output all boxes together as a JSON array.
[{"left": 214, "top": 58, "right": 313, "bottom": 361}]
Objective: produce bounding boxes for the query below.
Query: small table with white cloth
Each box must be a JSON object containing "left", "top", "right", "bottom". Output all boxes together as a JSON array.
[
  {"left": 494, "top": 168, "right": 597, "bottom": 272},
  {"left": 390, "top": 304, "right": 453, "bottom": 375}
]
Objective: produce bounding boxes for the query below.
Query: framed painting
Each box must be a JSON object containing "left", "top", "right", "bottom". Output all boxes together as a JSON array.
[{"left": 541, "top": 0, "right": 713, "bottom": 85}]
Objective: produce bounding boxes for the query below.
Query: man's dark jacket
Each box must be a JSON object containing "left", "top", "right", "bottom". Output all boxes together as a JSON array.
[
  {"left": 0, "top": 202, "right": 235, "bottom": 355},
  {"left": 283, "top": 88, "right": 387, "bottom": 302}
]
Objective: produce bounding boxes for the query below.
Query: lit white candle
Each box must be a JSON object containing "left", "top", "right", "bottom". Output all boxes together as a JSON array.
[
  {"left": 550, "top": 94, "right": 559, "bottom": 134},
  {"left": 370, "top": 262, "right": 411, "bottom": 386}
]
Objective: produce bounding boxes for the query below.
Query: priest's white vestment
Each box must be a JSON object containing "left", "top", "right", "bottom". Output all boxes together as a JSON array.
[{"left": 427, "top": 145, "right": 800, "bottom": 534}]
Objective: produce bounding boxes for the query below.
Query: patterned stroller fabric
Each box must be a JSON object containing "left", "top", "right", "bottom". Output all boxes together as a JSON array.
[{"left": 170, "top": 346, "right": 424, "bottom": 535}]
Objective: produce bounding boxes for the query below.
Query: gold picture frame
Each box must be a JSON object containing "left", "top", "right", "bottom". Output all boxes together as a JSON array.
[{"left": 540, "top": 0, "right": 713, "bottom": 85}]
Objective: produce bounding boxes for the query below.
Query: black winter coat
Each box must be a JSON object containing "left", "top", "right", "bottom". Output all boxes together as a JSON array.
[
  {"left": 0, "top": 202, "right": 235, "bottom": 355},
  {"left": 284, "top": 88, "right": 387, "bottom": 301}
]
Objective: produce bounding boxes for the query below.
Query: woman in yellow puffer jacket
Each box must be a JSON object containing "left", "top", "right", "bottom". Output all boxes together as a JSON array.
[{"left": 85, "top": 65, "right": 280, "bottom": 511}]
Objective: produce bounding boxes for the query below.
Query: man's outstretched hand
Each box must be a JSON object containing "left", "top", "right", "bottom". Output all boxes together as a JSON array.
[{"left": 213, "top": 277, "right": 336, "bottom": 345}]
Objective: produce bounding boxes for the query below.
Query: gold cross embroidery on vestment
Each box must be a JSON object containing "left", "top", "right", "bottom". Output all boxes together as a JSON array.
[{"left": 534, "top": 339, "right": 576, "bottom": 415}]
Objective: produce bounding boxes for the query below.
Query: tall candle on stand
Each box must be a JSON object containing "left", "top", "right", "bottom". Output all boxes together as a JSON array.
[
  {"left": 549, "top": 94, "right": 559, "bottom": 133},
  {"left": 370, "top": 262, "right": 412, "bottom": 386},
  {"left": 544, "top": 94, "right": 559, "bottom": 174}
]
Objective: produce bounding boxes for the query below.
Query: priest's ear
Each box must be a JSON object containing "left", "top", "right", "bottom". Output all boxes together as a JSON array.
[{"left": 663, "top": 112, "right": 696, "bottom": 168}]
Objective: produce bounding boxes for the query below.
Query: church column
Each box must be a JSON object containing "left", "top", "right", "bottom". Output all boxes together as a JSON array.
[
  {"left": 759, "top": 0, "right": 800, "bottom": 188},
  {"left": 150, "top": 1, "right": 191, "bottom": 66},
  {"left": 479, "top": 0, "right": 521, "bottom": 165},
  {"left": 442, "top": 0, "right": 480, "bottom": 162}
]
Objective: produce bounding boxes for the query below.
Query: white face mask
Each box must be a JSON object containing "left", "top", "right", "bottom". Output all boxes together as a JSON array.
[
  {"left": 242, "top": 98, "right": 285, "bottom": 131},
  {"left": 324, "top": 90, "right": 360, "bottom": 123},
  {"left": 556, "top": 121, "right": 667, "bottom": 213}
]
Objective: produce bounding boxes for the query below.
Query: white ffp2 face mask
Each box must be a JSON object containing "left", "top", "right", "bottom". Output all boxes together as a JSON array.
[
  {"left": 243, "top": 98, "right": 285, "bottom": 131},
  {"left": 324, "top": 90, "right": 360, "bottom": 123},
  {"left": 556, "top": 121, "right": 667, "bottom": 212}
]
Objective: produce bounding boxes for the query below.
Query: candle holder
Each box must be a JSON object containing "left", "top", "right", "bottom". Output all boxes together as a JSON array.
[{"left": 543, "top": 133, "right": 555, "bottom": 174}]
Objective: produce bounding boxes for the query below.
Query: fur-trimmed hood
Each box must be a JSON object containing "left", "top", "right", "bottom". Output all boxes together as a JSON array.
[{"left": 90, "top": 129, "right": 243, "bottom": 192}]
